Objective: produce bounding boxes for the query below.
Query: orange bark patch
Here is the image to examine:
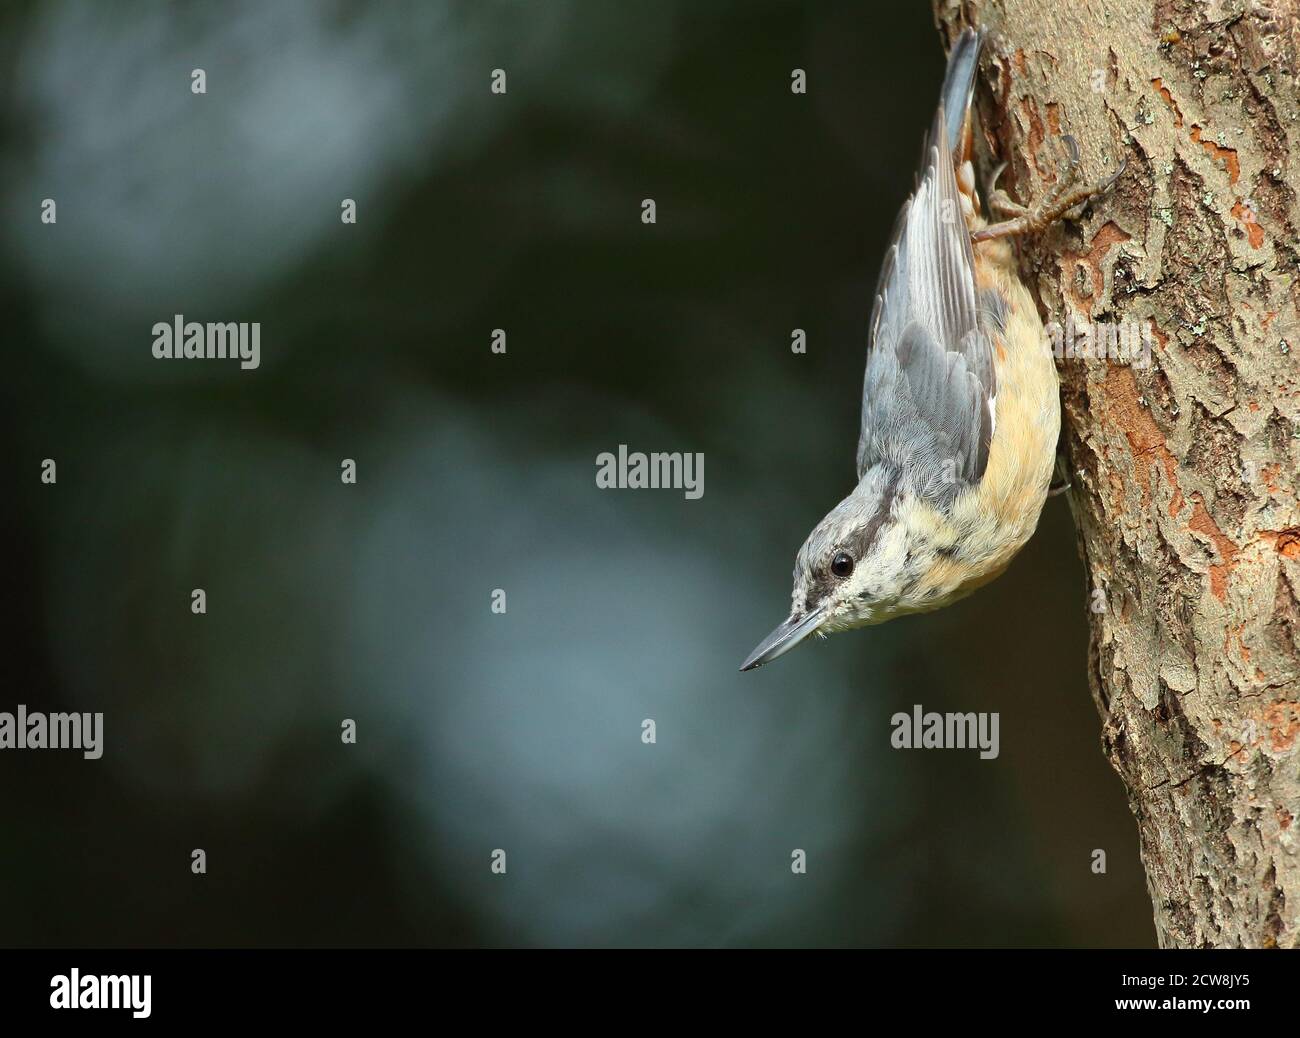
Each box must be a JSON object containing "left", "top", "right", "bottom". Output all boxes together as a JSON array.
[
  {"left": 1151, "top": 78, "right": 1183, "bottom": 127},
  {"left": 1190, "top": 125, "right": 1241, "bottom": 184},
  {"left": 1230, "top": 201, "right": 1265, "bottom": 248},
  {"left": 1102, "top": 365, "right": 1181, "bottom": 513},
  {"left": 1263, "top": 701, "right": 1300, "bottom": 753},
  {"left": 1188, "top": 493, "right": 1240, "bottom": 601},
  {"left": 1045, "top": 102, "right": 1061, "bottom": 137},
  {"left": 1264, "top": 528, "right": 1300, "bottom": 559},
  {"left": 1061, "top": 221, "right": 1131, "bottom": 308},
  {"left": 1020, "top": 96, "right": 1046, "bottom": 179},
  {"left": 1262, "top": 464, "right": 1282, "bottom": 494}
]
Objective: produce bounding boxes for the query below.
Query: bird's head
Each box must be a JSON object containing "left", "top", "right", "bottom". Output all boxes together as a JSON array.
[{"left": 741, "top": 467, "right": 912, "bottom": 671}]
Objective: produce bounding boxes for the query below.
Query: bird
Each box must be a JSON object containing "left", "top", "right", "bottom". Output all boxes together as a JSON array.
[{"left": 740, "top": 27, "right": 1122, "bottom": 672}]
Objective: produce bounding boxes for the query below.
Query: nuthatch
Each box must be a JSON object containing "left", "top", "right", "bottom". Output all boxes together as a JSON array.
[{"left": 741, "top": 28, "right": 1122, "bottom": 671}]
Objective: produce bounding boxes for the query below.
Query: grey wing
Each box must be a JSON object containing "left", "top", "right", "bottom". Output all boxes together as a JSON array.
[{"left": 856, "top": 104, "right": 995, "bottom": 502}]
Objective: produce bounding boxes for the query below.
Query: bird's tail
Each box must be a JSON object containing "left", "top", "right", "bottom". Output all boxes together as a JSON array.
[{"left": 939, "top": 27, "right": 982, "bottom": 162}]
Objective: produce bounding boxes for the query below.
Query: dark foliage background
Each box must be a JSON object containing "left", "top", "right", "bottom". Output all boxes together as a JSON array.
[{"left": 0, "top": 0, "right": 1150, "bottom": 946}]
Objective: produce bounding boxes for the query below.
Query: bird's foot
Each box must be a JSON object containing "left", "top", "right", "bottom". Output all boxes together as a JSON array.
[{"left": 974, "top": 135, "right": 1124, "bottom": 243}]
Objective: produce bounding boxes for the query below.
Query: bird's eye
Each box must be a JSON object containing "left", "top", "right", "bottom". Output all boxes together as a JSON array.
[{"left": 830, "top": 551, "right": 854, "bottom": 578}]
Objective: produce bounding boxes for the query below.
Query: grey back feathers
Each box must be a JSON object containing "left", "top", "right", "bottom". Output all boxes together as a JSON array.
[{"left": 857, "top": 28, "right": 995, "bottom": 505}]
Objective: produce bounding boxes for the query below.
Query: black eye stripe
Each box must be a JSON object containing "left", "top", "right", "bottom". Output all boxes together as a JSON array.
[{"left": 843, "top": 478, "right": 897, "bottom": 561}]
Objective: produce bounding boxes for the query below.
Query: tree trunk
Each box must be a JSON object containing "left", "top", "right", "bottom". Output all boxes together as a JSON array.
[{"left": 932, "top": 0, "right": 1300, "bottom": 947}]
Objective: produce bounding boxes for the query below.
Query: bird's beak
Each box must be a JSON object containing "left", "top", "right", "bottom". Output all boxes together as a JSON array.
[{"left": 739, "top": 607, "right": 826, "bottom": 672}]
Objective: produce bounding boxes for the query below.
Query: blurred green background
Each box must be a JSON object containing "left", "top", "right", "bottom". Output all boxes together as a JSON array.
[{"left": 0, "top": 0, "right": 1152, "bottom": 946}]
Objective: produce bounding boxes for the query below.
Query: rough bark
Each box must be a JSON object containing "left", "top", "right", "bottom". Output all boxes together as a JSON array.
[{"left": 933, "top": 0, "right": 1300, "bottom": 947}]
